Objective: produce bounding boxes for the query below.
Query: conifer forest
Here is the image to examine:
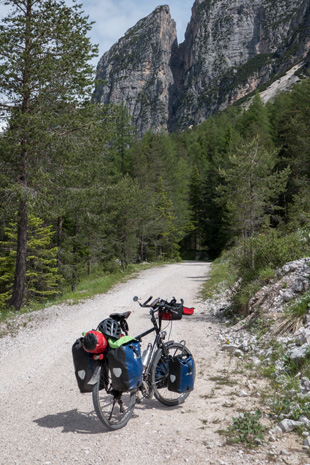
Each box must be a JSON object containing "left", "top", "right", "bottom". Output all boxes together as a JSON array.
[{"left": 1, "top": 0, "right": 310, "bottom": 312}]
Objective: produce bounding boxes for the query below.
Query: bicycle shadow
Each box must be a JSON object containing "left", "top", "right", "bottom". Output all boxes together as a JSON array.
[
  {"left": 33, "top": 408, "right": 109, "bottom": 434},
  {"left": 134, "top": 398, "right": 181, "bottom": 412},
  {"left": 34, "top": 402, "right": 183, "bottom": 433}
]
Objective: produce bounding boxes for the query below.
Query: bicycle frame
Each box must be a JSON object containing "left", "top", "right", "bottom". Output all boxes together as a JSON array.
[{"left": 134, "top": 310, "right": 165, "bottom": 377}]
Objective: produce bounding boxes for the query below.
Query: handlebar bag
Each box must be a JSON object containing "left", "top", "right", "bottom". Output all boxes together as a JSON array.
[
  {"left": 167, "top": 354, "right": 195, "bottom": 393},
  {"left": 107, "top": 340, "right": 143, "bottom": 392},
  {"left": 72, "top": 337, "right": 102, "bottom": 393},
  {"left": 160, "top": 303, "right": 183, "bottom": 320}
]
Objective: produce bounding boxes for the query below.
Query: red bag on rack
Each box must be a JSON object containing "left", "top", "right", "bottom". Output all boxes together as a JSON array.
[
  {"left": 83, "top": 330, "right": 108, "bottom": 354},
  {"left": 183, "top": 307, "right": 194, "bottom": 316}
]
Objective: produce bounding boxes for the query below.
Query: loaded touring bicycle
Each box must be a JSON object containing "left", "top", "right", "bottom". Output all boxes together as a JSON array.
[{"left": 72, "top": 296, "right": 195, "bottom": 430}]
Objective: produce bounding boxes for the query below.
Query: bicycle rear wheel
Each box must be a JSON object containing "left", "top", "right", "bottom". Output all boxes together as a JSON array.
[
  {"left": 151, "top": 342, "right": 194, "bottom": 407},
  {"left": 92, "top": 365, "right": 136, "bottom": 430}
]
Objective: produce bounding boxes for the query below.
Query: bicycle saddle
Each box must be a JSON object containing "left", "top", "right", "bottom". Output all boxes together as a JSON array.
[{"left": 109, "top": 311, "right": 131, "bottom": 321}]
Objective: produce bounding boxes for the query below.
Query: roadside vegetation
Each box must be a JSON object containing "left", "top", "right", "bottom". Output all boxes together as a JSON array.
[
  {"left": 0, "top": 261, "right": 160, "bottom": 325},
  {"left": 204, "top": 255, "right": 310, "bottom": 449}
]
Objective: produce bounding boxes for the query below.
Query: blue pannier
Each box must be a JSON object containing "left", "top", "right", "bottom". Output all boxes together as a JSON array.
[
  {"left": 168, "top": 354, "right": 195, "bottom": 393},
  {"left": 107, "top": 340, "right": 143, "bottom": 392}
]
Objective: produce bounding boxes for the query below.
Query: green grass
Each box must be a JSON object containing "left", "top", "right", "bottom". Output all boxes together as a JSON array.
[
  {"left": 287, "top": 291, "right": 310, "bottom": 318},
  {"left": 202, "top": 257, "right": 237, "bottom": 299},
  {"left": 0, "top": 261, "right": 163, "bottom": 325},
  {"left": 225, "top": 410, "right": 266, "bottom": 448}
]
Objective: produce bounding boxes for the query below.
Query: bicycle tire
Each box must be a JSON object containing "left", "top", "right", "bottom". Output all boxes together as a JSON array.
[
  {"left": 92, "top": 365, "right": 136, "bottom": 430},
  {"left": 151, "top": 342, "right": 194, "bottom": 407}
]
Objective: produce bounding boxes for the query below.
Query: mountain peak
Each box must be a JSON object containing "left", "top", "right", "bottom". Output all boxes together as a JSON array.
[{"left": 94, "top": 0, "right": 310, "bottom": 134}]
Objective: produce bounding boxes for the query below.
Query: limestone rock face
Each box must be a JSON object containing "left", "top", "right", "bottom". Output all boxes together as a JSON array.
[
  {"left": 94, "top": 0, "right": 310, "bottom": 134},
  {"left": 174, "top": 0, "right": 310, "bottom": 129},
  {"left": 93, "top": 5, "right": 177, "bottom": 135}
]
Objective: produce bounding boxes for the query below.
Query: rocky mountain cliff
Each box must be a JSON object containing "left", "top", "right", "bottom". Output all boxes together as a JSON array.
[
  {"left": 94, "top": 0, "right": 310, "bottom": 134},
  {"left": 93, "top": 6, "right": 177, "bottom": 134}
]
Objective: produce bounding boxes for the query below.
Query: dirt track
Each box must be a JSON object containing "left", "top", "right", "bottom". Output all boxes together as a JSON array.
[{"left": 0, "top": 262, "right": 307, "bottom": 465}]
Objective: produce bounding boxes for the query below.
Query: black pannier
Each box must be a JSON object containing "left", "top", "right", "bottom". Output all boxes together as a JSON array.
[
  {"left": 107, "top": 341, "right": 143, "bottom": 392},
  {"left": 72, "top": 337, "right": 101, "bottom": 393},
  {"left": 168, "top": 354, "right": 195, "bottom": 393}
]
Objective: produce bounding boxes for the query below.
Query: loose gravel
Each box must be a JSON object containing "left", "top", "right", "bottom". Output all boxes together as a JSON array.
[{"left": 0, "top": 262, "right": 308, "bottom": 465}]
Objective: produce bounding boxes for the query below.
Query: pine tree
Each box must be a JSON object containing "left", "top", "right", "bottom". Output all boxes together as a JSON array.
[
  {"left": 188, "top": 165, "right": 203, "bottom": 251},
  {"left": 110, "top": 104, "right": 136, "bottom": 176},
  {"left": 155, "top": 177, "right": 180, "bottom": 259},
  {"left": 0, "top": 0, "right": 98, "bottom": 309},
  {"left": 238, "top": 92, "right": 272, "bottom": 145},
  {"left": 217, "top": 138, "right": 290, "bottom": 268},
  {"left": 273, "top": 79, "right": 310, "bottom": 202},
  {"left": 0, "top": 214, "right": 61, "bottom": 309}
]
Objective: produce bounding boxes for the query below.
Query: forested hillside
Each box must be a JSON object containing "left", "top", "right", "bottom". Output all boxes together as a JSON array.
[{"left": 1, "top": 0, "right": 310, "bottom": 314}]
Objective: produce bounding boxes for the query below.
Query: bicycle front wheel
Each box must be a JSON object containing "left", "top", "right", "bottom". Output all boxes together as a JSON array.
[
  {"left": 92, "top": 365, "right": 136, "bottom": 430},
  {"left": 151, "top": 342, "right": 194, "bottom": 407}
]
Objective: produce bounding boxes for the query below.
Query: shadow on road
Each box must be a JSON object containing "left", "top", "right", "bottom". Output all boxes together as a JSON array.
[
  {"left": 186, "top": 276, "right": 208, "bottom": 282},
  {"left": 33, "top": 409, "right": 107, "bottom": 434},
  {"left": 33, "top": 402, "right": 178, "bottom": 434}
]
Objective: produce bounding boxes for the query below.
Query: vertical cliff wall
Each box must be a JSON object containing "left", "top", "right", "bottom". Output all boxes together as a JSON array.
[
  {"left": 173, "top": 0, "right": 310, "bottom": 129},
  {"left": 93, "top": 5, "right": 177, "bottom": 135},
  {"left": 94, "top": 0, "right": 310, "bottom": 134}
]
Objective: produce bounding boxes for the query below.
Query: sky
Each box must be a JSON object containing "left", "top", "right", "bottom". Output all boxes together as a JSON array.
[
  {"left": 82, "top": 0, "right": 193, "bottom": 66},
  {"left": 0, "top": 1, "right": 194, "bottom": 67},
  {"left": 0, "top": 0, "right": 193, "bottom": 129}
]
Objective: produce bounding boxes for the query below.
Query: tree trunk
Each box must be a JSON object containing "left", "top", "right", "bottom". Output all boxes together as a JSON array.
[
  {"left": 122, "top": 231, "right": 127, "bottom": 271},
  {"left": 8, "top": 0, "right": 32, "bottom": 310},
  {"left": 8, "top": 200, "right": 28, "bottom": 310},
  {"left": 57, "top": 216, "right": 63, "bottom": 269},
  {"left": 71, "top": 216, "right": 79, "bottom": 292}
]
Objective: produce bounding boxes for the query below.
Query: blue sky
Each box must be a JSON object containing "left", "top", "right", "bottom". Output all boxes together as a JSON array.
[
  {"left": 82, "top": 0, "right": 193, "bottom": 63},
  {"left": 0, "top": 0, "right": 194, "bottom": 65}
]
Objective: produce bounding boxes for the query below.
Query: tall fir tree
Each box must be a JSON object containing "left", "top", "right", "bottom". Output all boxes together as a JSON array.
[
  {"left": 0, "top": 214, "right": 61, "bottom": 309},
  {"left": 0, "top": 0, "right": 98, "bottom": 309},
  {"left": 188, "top": 165, "right": 203, "bottom": 252},
  {"left": 217, "top": 138, "right": 290, "bottom": 268}
]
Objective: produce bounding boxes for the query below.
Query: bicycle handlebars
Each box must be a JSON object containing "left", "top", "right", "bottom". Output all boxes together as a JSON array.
[{"left": 133, "top": 296, "right": 183, "bottom": 315}]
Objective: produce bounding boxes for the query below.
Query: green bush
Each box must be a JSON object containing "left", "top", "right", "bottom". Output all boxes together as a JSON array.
[
  {"left": 202, "top": 255, "right": 237, "bottom": 298},
  {"left": 287, "top": 291, "right": 310, "bottom": 318},
  {"left": 230, "top": 229, "right": 310, "bottom": 279},
  {"left": 221, "top": 228, "right": 310, "bottom": 313},
  {"left": 226, "top": 410, "right": 266, "bottom": 447}
]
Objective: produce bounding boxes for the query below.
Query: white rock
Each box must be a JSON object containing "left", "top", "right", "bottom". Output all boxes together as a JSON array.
[
  {"left": 288, "top": 343, "right": 310, "bottom": 361},
  {"left": 233, "top": 349, "right": 244, "bottom": 357},
  {"left": 299, "top": 415, "right": 310, "bottom": 426},
  {"left": 221, "top": 344, "right": 239, "bottom": 352},
  {"left": 282, "top": 291, "right": 294, "bottom": 302},
  {"left": 298, "top": 329, "right": 310, "bottom": 345},
  {"left": 269, "top": 426, "right": 282, "bottom": 436},
  {"left": 278, "top": 418, "right": 304, "bottom": 432},
  {"left": 292, "top": 278, "right": 304, "bottom": 293}
]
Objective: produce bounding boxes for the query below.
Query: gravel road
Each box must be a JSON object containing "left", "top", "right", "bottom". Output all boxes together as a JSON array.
[{"left": 0, "top": 262, "right": 307, "bottom": 465}]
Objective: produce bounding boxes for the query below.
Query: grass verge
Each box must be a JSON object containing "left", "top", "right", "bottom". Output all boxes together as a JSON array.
[
  {"left": 0, "top": 261, "right": 165, "bottom": 326},
  {"left": 201, "top": 257, "right": 237, "bottom": 299}
]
